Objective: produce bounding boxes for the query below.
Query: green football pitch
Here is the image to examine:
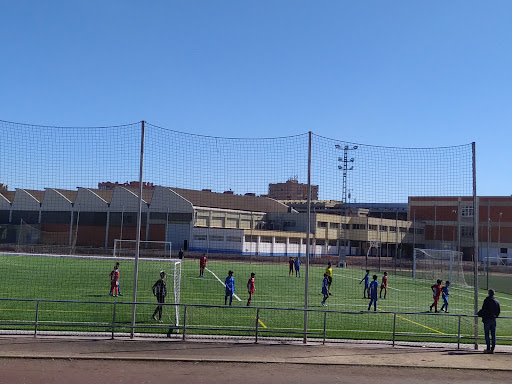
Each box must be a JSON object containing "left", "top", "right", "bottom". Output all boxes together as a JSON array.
[{"left": 0, "top": 254, "right": 510, "bottom": 344}]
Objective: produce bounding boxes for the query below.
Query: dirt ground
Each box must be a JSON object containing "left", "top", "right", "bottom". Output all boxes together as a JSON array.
[
  {"left": 1, "top": 359, "right": 510, "bottom": 384},
  {"left": 0, "top": 336, "right": 511, "bottom": 384}
]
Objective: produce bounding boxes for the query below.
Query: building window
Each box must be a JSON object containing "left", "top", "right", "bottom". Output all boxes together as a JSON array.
[
  {"left": 369, "top": 224, "right": 378, "bottom": 231},
  {"left": 226, "top": 236, "right": 241, "bottom": 242},
  {"left": 289, "top": 238, "right": 300, "bottom": 244},
  {"left": 389, "top": 226, "right": 396, "bottom": 232},
  {"left": 500, "top": 248, "right": 508, "bottom": 254},
  {"left": 316, "top": 239, "right": 325, "bottom": 245},
  {"left": 330, "top": 222, "right": 339, "bottom": 229},
  {"left": 328, "top": 239, "right": 337, "bottom": 246},
  {"left": 461, "top": 206, "right": 474, "bottom": 217},
  {"left": 341, "top": 223, "right": 349, "bottom": 230},
  {"left": 415, "top": 228, "right": 424, "bottom": 235},
  {"left": 210, "top": 235, "right": 224, "bottom": 242},
  {"left": 380, "top": 225, "right": 388, "bottom": 231},
  {"left": 284, "top": 221, "right": 296, "bottom": 228},
  {"left": 317, "top": 221, "right": 327, "bottom": 228},
  {"left": 245, "top": 235, "right": 257, "bottom": 242},
  {"left": 275, "top": 237, "right": 286, "bottom": 243},
  {"left": 352, "top": 224, "right": 366, "bottom": 230},
  {"left": 461, "top": 226, "right": 474, "bottom": 239},
  {"left": 399, "top": 227, "right": 407, "bottom": 233},
  {"left": 260, "top": 236, "right": 272, "bottom": 243},
  {"left": 194, "top": 234, "right": 207, "bottom": 241}
]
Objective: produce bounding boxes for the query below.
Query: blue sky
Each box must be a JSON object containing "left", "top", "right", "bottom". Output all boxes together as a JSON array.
[{"left": 1, "top": 1, "right": 511, "bottom": 196}]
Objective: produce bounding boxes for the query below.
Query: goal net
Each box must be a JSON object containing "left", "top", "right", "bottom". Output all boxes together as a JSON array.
[
  {"left": 413, "top": 248, "right": 468, "bottom": 286},
  {"left": 0, "top": 252, "right": 182, "bottom": 328},
  {"left": 113, "top": 239, "right": 172, "bottom": 259},
  {"left": 16, "top": 219, "right": 74, "bottom": 253}
]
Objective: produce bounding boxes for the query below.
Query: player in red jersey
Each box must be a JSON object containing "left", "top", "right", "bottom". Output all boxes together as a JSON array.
[
  {"left": 379, "top": 271, "right": 388, "bottom": 299},
  {"left": 430, "top": 279, "right": 442, "bottom": 312},
  {"left": 199, "top": 253, "right": 207, "bottom": 277},
  {"left": 109, "top": 263, "right": 120, "bottom": 296},
  {"left": 288, "top": 257, "right": 294, "bottom": 277},
  {"left": 246, "top": 272, "right": 255, "bottom": 306}
]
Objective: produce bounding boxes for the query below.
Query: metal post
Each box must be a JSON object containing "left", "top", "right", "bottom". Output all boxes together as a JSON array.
[
  {"left": 182, "top": 305, "right": 187, "bottom": 341},
  {"left": 323, "top": 311, "right": 327, "bottom": 345},
  {"left": 303, "top": 131, "right": 312, "bottom": 344},
  {"left": 472, "top": 142, "right": 479, "bottom": 350},
  {"left": 131, "top": 120, "right": 145, "bottom": 338},
  {"left": 394, "top": 210, "right": 398, "bottom": 275},
  {"left": 255, "top": 307, "right": 260, "bottom": 343},
  {"left": 111, "top": 303, "right": 117, "bottom": 339},
  {"left": 392, "top": 313, "right": 396, "bottom": 347},
  {"left": 498, "top": 212, "right": 502, "bottom": 264},
  {"left": 34, "top": 300, "right": 40, "bottom": 337},
  {"left": 486, "top": 199, "right": 490, "bottom": 290},
  {"left": 457, "top": 315, "right": 462, "bottom": 350},
  {"left": 457, "top": 200, "right": 461, "bottom": 255},
  {"left": 434, "top": 204, "right": 437, "bottom": 246}
]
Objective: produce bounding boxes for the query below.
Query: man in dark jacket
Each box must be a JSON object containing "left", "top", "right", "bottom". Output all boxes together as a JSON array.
[{"left": 479, "top": 289, "right": 501, "bottom": 353}]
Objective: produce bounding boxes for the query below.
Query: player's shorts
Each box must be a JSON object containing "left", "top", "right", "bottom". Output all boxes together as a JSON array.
[
  {"left": 225, "top": 288, "right": 233, "bottom": 296},
  {"left": 322, "top": 287, "right": 328, "bottom": 295}
]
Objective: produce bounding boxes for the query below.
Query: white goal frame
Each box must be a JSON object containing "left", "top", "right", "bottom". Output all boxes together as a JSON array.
[
  {"left": 113, "top": 239, "right": 172, "bottom": 259},
  {"left": 413, "top": 248, "right": 467, "bottom": 286}
]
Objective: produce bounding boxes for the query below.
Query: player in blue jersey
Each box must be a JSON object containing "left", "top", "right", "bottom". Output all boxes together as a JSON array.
[
  {"left": 440, "top": 281, "right": 450, "bottom": 313},
  {"left": 224, "top": 270, "right": 235, "bottom": 306},
  {"left": 359, "top": 270, "right": 370, "bottom": 298},
  {"left": 367, "top": 275, "right": 379, "bottom": 311},
  {"left": 294, "top": 257, "right": 302, "bottom": 277},
  {"left": 321, "top": 273, "right": 329, "bottom": 306}
]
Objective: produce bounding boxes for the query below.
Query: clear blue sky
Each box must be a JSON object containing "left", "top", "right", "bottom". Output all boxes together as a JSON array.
[{"left": 1, "top": 1, "right": 511, "bottom": 196}]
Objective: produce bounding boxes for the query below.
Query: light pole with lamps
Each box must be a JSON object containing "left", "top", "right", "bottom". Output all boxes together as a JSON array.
[{"left": 335, "top": 144, "right": 358, "bottom": 264}]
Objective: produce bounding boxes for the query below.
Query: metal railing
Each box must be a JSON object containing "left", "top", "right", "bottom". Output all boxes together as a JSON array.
[{"left": 1, "top": 297, "right": 510, "bottom": 349}]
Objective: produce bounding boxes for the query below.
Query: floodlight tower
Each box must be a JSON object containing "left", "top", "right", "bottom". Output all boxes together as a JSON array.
[
  {"left": 335, "top": 144, "right": 358, "bottom": 264},
  {"left": 335, "top": 144, "right": 358, "bottom": 206}
]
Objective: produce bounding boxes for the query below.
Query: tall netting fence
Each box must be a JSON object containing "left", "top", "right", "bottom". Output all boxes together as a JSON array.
[{"left": 2, "top": 120, "right": 503, "bottom": 346}]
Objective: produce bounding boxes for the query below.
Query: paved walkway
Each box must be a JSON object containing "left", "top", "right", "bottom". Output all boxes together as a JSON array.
[{"left": 0, "top": 336, "right": 510, "bottom": 371}]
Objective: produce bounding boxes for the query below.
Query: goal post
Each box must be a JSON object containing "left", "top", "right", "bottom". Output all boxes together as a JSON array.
[
  {"left": 413, "top": 248, "right": 467, "bottom": 286},
  {"left": 113, "top": 239, "right": 172, "bottom": 259}
]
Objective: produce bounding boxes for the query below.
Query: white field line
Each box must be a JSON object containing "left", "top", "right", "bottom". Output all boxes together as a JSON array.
[{"left": 205, "top": 267, "right": 242, "bottom": 301}]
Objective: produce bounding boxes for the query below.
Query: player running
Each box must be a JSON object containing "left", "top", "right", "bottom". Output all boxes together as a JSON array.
[
  {"left": 199, "top": 253, "right": 207, "bottom": 277},
  {"left": 246, "top": 272, "right": 255, "bottom": 306},
  {"left": 379, "top": 271, "right": 388, "bottom": 299},
  {"left": 368, "top": 275, "right": 379, "bottom": 311},
  {"left": 440, "top": 281, "right": 450, "bottom": 313},
  {"left": 360, "top": 270, "right": 370, "bottom": 298},
  {"left": 430, "top": 279, "right": 442, "bottom": 313}
]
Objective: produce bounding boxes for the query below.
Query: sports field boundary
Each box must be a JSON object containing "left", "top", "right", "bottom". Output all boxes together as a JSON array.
[{"left": 0, "top": 336, "right": 511, "bottom": 371}]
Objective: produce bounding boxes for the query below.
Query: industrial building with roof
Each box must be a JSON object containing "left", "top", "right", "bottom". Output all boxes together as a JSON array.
[{"left": 0, "top": 184, "right": 428, "bottom": 259}]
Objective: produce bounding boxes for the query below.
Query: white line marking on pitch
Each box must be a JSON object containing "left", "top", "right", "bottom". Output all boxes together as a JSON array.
[{"left": 205, "top": 267, "right": 242, "bottom": 301}]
